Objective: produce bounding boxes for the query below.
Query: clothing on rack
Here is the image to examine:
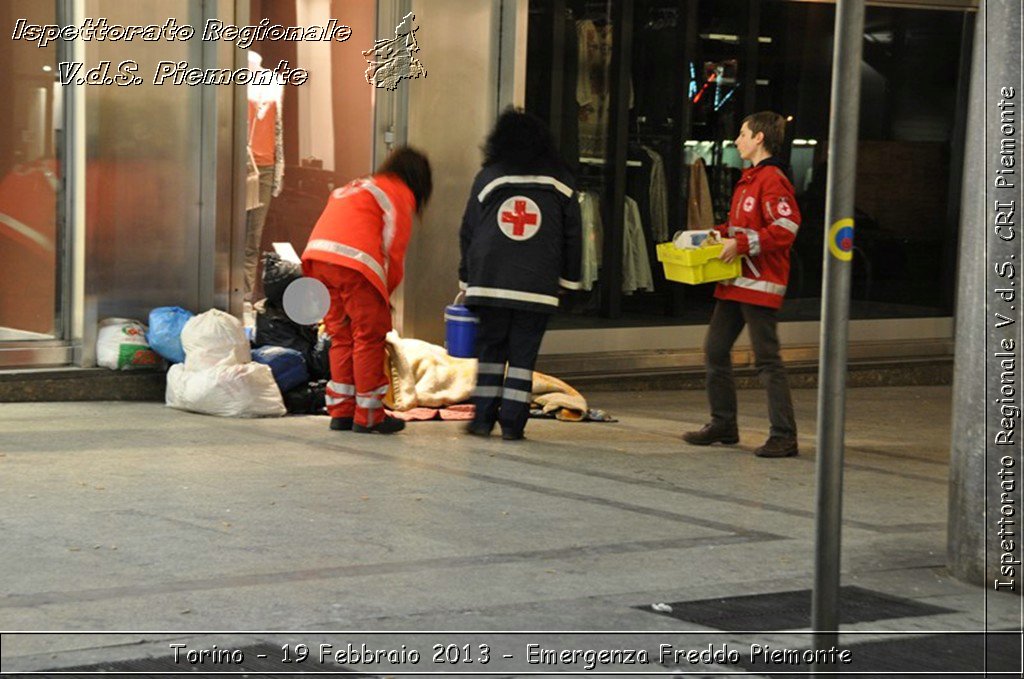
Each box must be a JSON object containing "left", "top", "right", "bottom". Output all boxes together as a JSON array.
[
  {"left": 622, "top": 195, "right": 653, "bottom": 294},
  {"left": 576, "top": 19, "right": 634, "bottom": 157},
  {"left": 688, "top": 157, "right": 715, "bottom": 230},
  {"left": 643, "top": 146, "right": 669, "bottom": 242},
  {"left": 579, "top": 191, "right": 603, "bottom": 291}
]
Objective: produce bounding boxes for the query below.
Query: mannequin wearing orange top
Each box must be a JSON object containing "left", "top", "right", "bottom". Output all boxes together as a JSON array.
[{"left": 245, "top": 50, "right": 285, "bottom": 301}]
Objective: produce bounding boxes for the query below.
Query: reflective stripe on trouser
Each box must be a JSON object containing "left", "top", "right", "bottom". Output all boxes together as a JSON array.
[
  {"left": 471, "top": 306, "right": 549, "bottom": 436},
  {"left": 326, "top": 381, "right": 356, "bottom": 408},
  {"left": 305, "top": 260, "right": 392, "bottom": 427},
  {"left": 356, "top": 384, "right": 390, "bottom": 427}
]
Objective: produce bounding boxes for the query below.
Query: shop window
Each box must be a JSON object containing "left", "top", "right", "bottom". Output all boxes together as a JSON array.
[
  {"left": 526, "top": 0, "right": 968, "bottom": 329},
  {"left": 245, "top": 0, "right": 375, "bottom": 300},
  {"left": 0, "top": 0, "right": 60, "bottom": 339}
]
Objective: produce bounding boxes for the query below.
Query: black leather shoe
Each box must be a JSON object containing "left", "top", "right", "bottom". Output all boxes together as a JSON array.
[
  {"left": 501, "top": 428, "right": 525, "bottom": 441},
  {"left": 682, "top": 422, "right": 739, "bottom": 446},
  {"left": 353, "top": 416, "right": 406, "bottom": 434},
  {"left": 465, "top": 421, "right": 493, "bottom": 437},
  {"left": 330, "top": 417, "right": 353, "bottom": 431},
  {"left": 754, "top": 436, "right": 799, "bottom": 458}
]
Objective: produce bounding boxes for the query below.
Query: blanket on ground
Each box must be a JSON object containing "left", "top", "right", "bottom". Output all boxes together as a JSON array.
[{"left": 383, "top": 331, "right": 588, "bottom": 421}]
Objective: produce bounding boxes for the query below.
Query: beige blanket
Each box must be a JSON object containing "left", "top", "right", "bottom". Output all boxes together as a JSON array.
[{"left": 384, "top": 331, "right": 588, "bottom": 421}]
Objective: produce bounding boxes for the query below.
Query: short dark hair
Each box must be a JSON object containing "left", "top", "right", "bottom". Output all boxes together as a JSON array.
[
  {"left": 377, "top": 146, "right": 432, "bottom": 212},
  {"left": 742, "top": 111, "right": 787, "bottom": 156},
  {"left": 482, "top": 107, "right": 562, "bottom": 171}
]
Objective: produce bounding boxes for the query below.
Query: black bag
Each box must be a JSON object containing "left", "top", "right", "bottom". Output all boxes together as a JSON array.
[
  {"left": 307, "top": 333, "right": 332, "bottom": 381},
  {"left": 261, "top": 251, "right": 303, "bottom": 308},
  {"left": 283, "top": 380, "right": 328, "bottom": 415},
  {"left": 253, "top": 300, "right": 317, "bottom": 356}
]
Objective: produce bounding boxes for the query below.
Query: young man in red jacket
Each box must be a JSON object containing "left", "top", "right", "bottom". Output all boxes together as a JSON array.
[
  {"left": 302, "top": 147, "right": 431, "bottom": 434},
  {"left": 683, "top": 111, "right": 800, "bottom": 458}
]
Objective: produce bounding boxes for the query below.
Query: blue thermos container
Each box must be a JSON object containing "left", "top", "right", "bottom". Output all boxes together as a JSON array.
[{"left": 444, "top": 293, "right": 478, "bottom": 358}]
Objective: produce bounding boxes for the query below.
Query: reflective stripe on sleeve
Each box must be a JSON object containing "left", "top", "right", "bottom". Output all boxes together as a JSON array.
[
  {"left": 728, "top": 226, "right": 761, "bottom": 257},
  {"left": 772, "top": 218, "right": 799, "bottom": 235}
]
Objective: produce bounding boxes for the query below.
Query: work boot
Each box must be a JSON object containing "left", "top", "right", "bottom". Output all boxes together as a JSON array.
[
  {"left": 754, "top": 436, "right": 799, "bottom": 458},
  {"left": 500, "top": 427, "right": 525, "bottom": 441},
  {"left": 682, "top": 422, "right": 739, "bottom": 446},
  {"left": 465, "top": 421, "right": 493, "bottom": 437},
  {"left": 330, "top": 417, "right": 353, "bottom": 431},
  {"left": 353, "top": 416, "right": 406, "bottom": 434}
]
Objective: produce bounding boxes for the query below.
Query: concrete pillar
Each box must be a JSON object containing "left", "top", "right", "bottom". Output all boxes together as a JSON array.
[
  {"left": 400, "top": 0, "right": 503, "bottom": 345},
  {"left": 948, "top": 0, "right": 1023, "bottom": 592}
]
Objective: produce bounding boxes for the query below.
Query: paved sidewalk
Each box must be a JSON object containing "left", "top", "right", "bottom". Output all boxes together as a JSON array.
[{"left": 0, "top": 385, "right": 1018, "bottom": 676}]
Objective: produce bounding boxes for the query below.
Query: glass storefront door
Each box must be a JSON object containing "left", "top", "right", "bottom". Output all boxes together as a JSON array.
[{"left": 0, "top": 0, "right": 64, "bottom": 354}]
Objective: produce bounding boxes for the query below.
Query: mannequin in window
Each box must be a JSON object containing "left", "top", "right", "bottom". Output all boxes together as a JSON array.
[{"left": 245, "top": 50, "right": 285, "bottom": 301}]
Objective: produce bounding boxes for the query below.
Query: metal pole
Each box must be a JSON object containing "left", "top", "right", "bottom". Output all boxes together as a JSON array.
[{"left": 811, "top": 0, "right": 865, "bottom": 666}]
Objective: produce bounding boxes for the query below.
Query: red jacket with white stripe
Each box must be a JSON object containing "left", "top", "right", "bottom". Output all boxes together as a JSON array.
[
  {"left": 713, "top": 158, "right": 801, "bottom": 309},
  {"left": 302, "top": 174, "right": 416, "bottom": 300}
]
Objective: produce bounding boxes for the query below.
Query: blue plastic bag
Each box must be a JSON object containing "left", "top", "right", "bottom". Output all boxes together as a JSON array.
[
  {"left": 147, "top": 306, "right": 194, "bottom": 364},
  {"left": 251, "top": 345, "right": 309, "bottom": 393}
]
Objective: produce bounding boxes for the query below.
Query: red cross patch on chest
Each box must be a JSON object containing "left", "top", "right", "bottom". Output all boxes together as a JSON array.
[{"left": 497, "top": 196, "right": 542, "bottom": 241}]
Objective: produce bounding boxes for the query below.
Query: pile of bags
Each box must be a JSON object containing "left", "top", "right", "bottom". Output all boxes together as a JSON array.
[
  {"left": 166, "top": 309, "right": 285, "bottom": 418},
  {"left": 95, "top": 252, "right": 332, "bottom": 418}
]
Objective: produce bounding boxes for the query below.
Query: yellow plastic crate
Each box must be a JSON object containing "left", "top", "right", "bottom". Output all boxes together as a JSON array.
[{"left": 656, "top": 242, "right": 741, "bottom": 284}]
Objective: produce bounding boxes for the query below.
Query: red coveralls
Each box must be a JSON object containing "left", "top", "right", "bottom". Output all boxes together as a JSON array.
[{"left": 302, "top": 174, "right": 415, "bottom": 427}]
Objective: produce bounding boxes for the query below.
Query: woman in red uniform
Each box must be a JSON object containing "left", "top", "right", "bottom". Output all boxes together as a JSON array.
[{"left": 302, "top": 147, "right": 432, "bottom": 434}]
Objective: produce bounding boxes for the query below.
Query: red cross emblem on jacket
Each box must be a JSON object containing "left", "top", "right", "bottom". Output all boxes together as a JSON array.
[{"left": 498, "top": 196, "right": 542, "bottom": 240}]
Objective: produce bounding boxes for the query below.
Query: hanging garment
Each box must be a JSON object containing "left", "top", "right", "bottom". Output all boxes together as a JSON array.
[
  {"left": 644, "top": 146, "right": 670, "bottom": 243},
  {"left": 579, "top": 191, "right": 603, "bottom": 291},
  {"left": 622, "top": 196, "right": 654, "bottom": 294},
  {"left": 687, "top": 157, "right": 715, "bottom": 230},
  {"left": 576, "top": 19, "right": 634, "bottom": 157}
]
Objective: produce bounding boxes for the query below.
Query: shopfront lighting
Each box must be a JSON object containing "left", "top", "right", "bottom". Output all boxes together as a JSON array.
[{"left": 42, "top": 65, "right": 52, "bottom": 72}]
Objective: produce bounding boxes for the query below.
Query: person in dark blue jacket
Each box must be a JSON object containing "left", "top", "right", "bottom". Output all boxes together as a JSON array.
[{"left": 459, "top": 108, "right": 583, "bottom": 440}]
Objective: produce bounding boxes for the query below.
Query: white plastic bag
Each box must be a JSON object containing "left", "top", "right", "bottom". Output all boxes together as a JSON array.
[
  {"left": 166, "top": 362, "right": 285, "bottom": 418},
  {"left": 180, "top": 309, "right": 251, "bottom": 370},
  {"left": 96, "top": 318, "right": 161, "bottom": 370}
]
